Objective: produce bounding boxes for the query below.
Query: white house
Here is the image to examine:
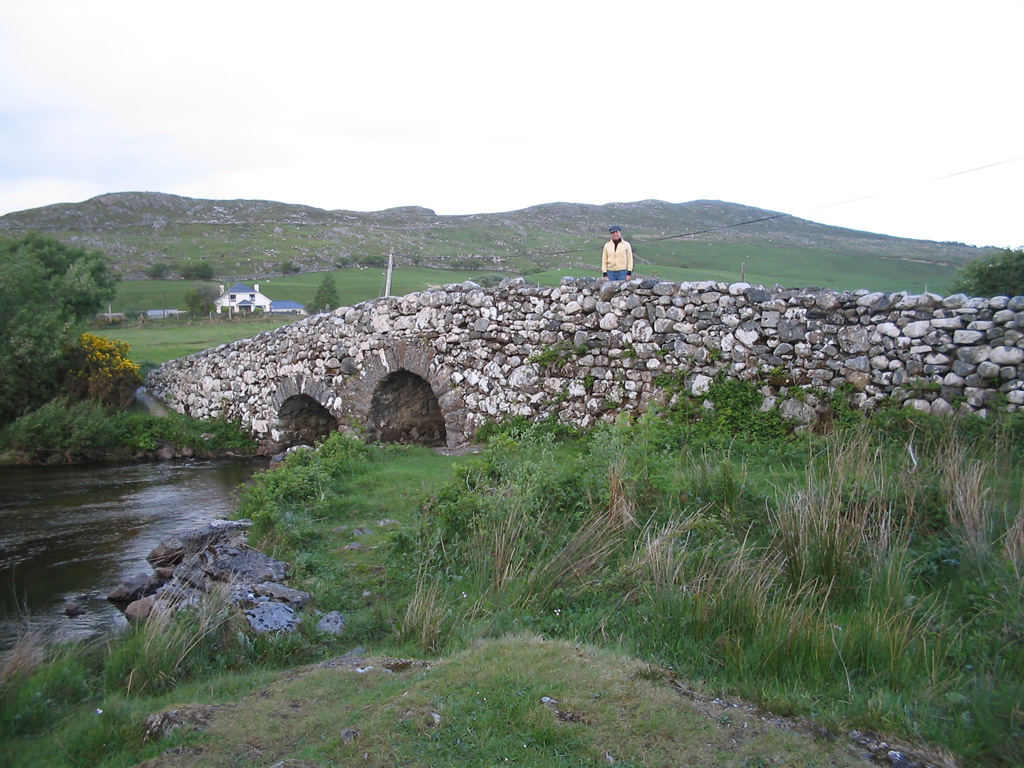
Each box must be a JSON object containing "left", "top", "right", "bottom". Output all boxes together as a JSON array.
[
  {"left": 215, "top": 283, "right": 307, "bottom": 316},
  {"left": 215, "top": 283, "right": 272, "bottom": 314}
]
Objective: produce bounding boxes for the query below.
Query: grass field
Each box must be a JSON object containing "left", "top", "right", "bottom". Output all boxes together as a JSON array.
[
  {"left": 635, "top": 240, "right": 958, "bottom": 293},
  {"left": 109, "top": 266, "right": 510, "bottom": 315},
  {"left": 4, "top": 195, "right": 977, "bottom": 295},
  {"left": 102, "top": 317, "right": 292, "bottom": 366}
]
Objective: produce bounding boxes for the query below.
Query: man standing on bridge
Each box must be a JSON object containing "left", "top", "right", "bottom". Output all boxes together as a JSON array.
[{"left": 601, "top": 225, "right": 633, "bottom": 281}]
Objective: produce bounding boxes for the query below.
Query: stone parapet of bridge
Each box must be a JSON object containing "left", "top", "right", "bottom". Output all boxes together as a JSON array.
[{"left": 145, "top": 277, "right": 1024, "bottom": 454}]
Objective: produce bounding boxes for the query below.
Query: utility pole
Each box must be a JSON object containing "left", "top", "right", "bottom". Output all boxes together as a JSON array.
[{"left": 384, "top": 248, "right": 395, "bottom": 297}]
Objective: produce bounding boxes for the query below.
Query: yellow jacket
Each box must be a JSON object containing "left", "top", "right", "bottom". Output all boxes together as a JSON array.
[{"left": 602, "top": 238, "right": 633, "bottom": 273}]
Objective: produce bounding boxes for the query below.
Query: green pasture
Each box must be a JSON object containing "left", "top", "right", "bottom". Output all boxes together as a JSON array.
[
  {"left": 102, "top": 318, "right": 292, "bottom": 366},
  {"left": 109, "top": 266, "right": 503, "bottom": 315},
  {"left": 112, "top": 245, "right": 957, "bottom": 320},
  {"left": 633, "top": 240, "right": 958, "bottom": 293}
]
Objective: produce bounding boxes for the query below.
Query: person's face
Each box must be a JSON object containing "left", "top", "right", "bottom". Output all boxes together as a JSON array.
[{"left": 611, "top": 230, "right": 621, "bottom": 241}]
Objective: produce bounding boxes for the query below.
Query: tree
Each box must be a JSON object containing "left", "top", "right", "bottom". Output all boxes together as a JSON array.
[
  {"left": 179, "top": 261, "right": 215, "bottom": 280},
  {"left": 146, "top": 261, "right": 171, "bottom": 279},
  {"left": 311, "top": 274, "right": 340, "bottom": 313},
  {"left": 0, "top": 233, "right": 117, "bottom": 424},
  {"left": 184, "top": 285, "right": 220, "bottom": 317},
  {"left": 951, "top": 248, "right": 1024, "bottom": 298}
]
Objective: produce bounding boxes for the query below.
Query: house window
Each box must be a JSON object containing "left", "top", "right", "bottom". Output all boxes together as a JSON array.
[
  {"left": 249, "top": 294, "right": 255, "bottom": 301},
  {"left": 230, "top": 294, "right": 237, "bottom": 303}
]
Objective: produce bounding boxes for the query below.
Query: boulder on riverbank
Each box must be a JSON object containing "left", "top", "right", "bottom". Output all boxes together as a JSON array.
[
  {"left": 146, "top": 520, "right": 250, "bottom": 567},
  {"left": 108, "top": 520, "right": 324, "bottom": 635},
  {"left": 106, "top": 571, "right": 165, "bottom": 605}
]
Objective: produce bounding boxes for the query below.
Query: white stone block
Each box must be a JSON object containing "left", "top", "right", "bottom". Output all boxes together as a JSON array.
[{"left": 991, "top": 346, "right": 1024, "bottom": 365}]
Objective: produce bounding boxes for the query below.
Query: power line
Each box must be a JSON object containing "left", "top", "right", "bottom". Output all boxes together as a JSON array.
[
  {"left": 928, "top": 154, "right": 1024, "bottom": 184},
  {"left": 810, "top": 154, "right": 1024, "bottom": 213},
  {"left": 641, "top": 213, "right": 792, "bottom": 244}
]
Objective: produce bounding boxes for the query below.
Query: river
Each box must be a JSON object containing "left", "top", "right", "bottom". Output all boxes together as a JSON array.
[{"left": 0, "top": 458, "right": 266, "bottom": 653}]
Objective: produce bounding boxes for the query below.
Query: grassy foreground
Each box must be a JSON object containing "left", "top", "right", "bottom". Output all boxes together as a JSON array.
[{"left": 2, "top": 391, "right": 1023, "bottom": 766}]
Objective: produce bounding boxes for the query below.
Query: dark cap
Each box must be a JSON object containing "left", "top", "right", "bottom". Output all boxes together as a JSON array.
[{"left": 609, "top": 225, "right": 622, "bottom": 233}]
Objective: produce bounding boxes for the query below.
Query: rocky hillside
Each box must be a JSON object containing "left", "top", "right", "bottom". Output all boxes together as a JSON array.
[{"left": 0, "top": 192, "right": 987, "bottom": 285}]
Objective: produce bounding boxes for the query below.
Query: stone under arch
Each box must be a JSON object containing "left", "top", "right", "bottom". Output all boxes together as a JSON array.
[
  {"left": 275, "top": 394, "right": 339, "bottom": 449},
  {"left": 367, "top": 370, "right": 447, "bottom": 446}
]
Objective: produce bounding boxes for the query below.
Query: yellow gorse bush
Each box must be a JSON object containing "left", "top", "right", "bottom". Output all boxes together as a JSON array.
[{"left": 68, "top": 333, "right": 142, "bottom": 408}]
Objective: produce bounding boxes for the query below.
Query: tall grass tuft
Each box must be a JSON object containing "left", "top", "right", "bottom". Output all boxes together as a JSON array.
[
  {"left": 772, "top": 429, "right": 899, "bottom": 604},
  {"left": 939, "top": 440, "right": 993, "bottom": 563},
  {"left": 103, "top": 588, "right": 235, "bottom": 697},
  {"left": 526, "top": 460, "right": 638, "bottom": 604},
  {"left": 0, "top": 628, "right": 46, "bottom": 685},
  {"left": 1004, "top": 507, "right": 1024, "bottom": 577},
  {"left": 625, "top": 513, "right": 704, "bottom": 593},
  {"left": 1, "top": 640, "right": 95, "bottom": 740},
  {"left": 401, "top": 572, "right": 451, "bottom": 655}
]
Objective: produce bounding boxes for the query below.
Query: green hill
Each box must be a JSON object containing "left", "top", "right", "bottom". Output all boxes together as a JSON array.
[{"left": 0, "top": 192, "right": 989, "bottom": 293}]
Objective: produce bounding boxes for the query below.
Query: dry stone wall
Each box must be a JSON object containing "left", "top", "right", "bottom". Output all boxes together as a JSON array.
[{"left": 146, "top": 277, "right": 1024, "bottom": 453}]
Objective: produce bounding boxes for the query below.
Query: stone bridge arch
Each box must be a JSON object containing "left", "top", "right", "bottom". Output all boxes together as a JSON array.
[
  {"left": 350, "top": 339, "right": 465, "bottom": 447},
  {"left": 268, "top": 374, "right": 338, "bottom": 453},
  {"left": 368, "top": 370, "right": 446, "bottom": 445}
]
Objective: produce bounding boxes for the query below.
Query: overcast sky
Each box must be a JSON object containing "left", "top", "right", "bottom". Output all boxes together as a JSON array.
[{"left": 1, "top": 0, "right": 1021, "bottom": 248}]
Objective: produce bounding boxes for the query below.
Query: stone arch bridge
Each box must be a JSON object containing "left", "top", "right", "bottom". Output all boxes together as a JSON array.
[{"left": 146, "top": 277, "right": 1024, "bottom": 455}]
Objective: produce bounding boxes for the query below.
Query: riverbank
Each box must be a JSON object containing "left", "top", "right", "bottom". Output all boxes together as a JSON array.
[
  {"left": 0, "top": 402, "right": 257, "bottom": 466},
  {"left": 0, "top": 457, "right": 267, "bottom": 654}
]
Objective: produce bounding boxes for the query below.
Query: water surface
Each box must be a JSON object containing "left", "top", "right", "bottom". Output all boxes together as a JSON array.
[{"left": 0, "top": 458, "right": 265, "bottom": 652}]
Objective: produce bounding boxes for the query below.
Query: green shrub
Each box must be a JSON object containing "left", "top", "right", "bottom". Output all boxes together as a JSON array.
[
  {"left": 0, "top": 397, "right": 119, "bottom": 461},
  {"left": 178, "top": 261, "right": 214, "bottom": 280},
  {"left": 475, "top": 414, "right": 582, "bottom": 443},
  {"left": 951, "top": 247, "right": 1024, "bottom": 298},
  {"left": 527, "top": 341, "right": 583, "bottom": 370},
  {"left": 699, "top": 374, "right": 791, "bottom": 443},
  {"left": 111, "top": 411, "right": 255, "bottom": 456},
  {"left": 0, "top": 396, "right": 255, "bottom": 462},
  {"left": 65, "top": 333, "right": 142, "bottom": 410},
  {"left": 237, "top": 432, "right": 375, "bottom": 540},
  {"left": 145, "top": 261, "right": 171, "bottom": 279}
]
